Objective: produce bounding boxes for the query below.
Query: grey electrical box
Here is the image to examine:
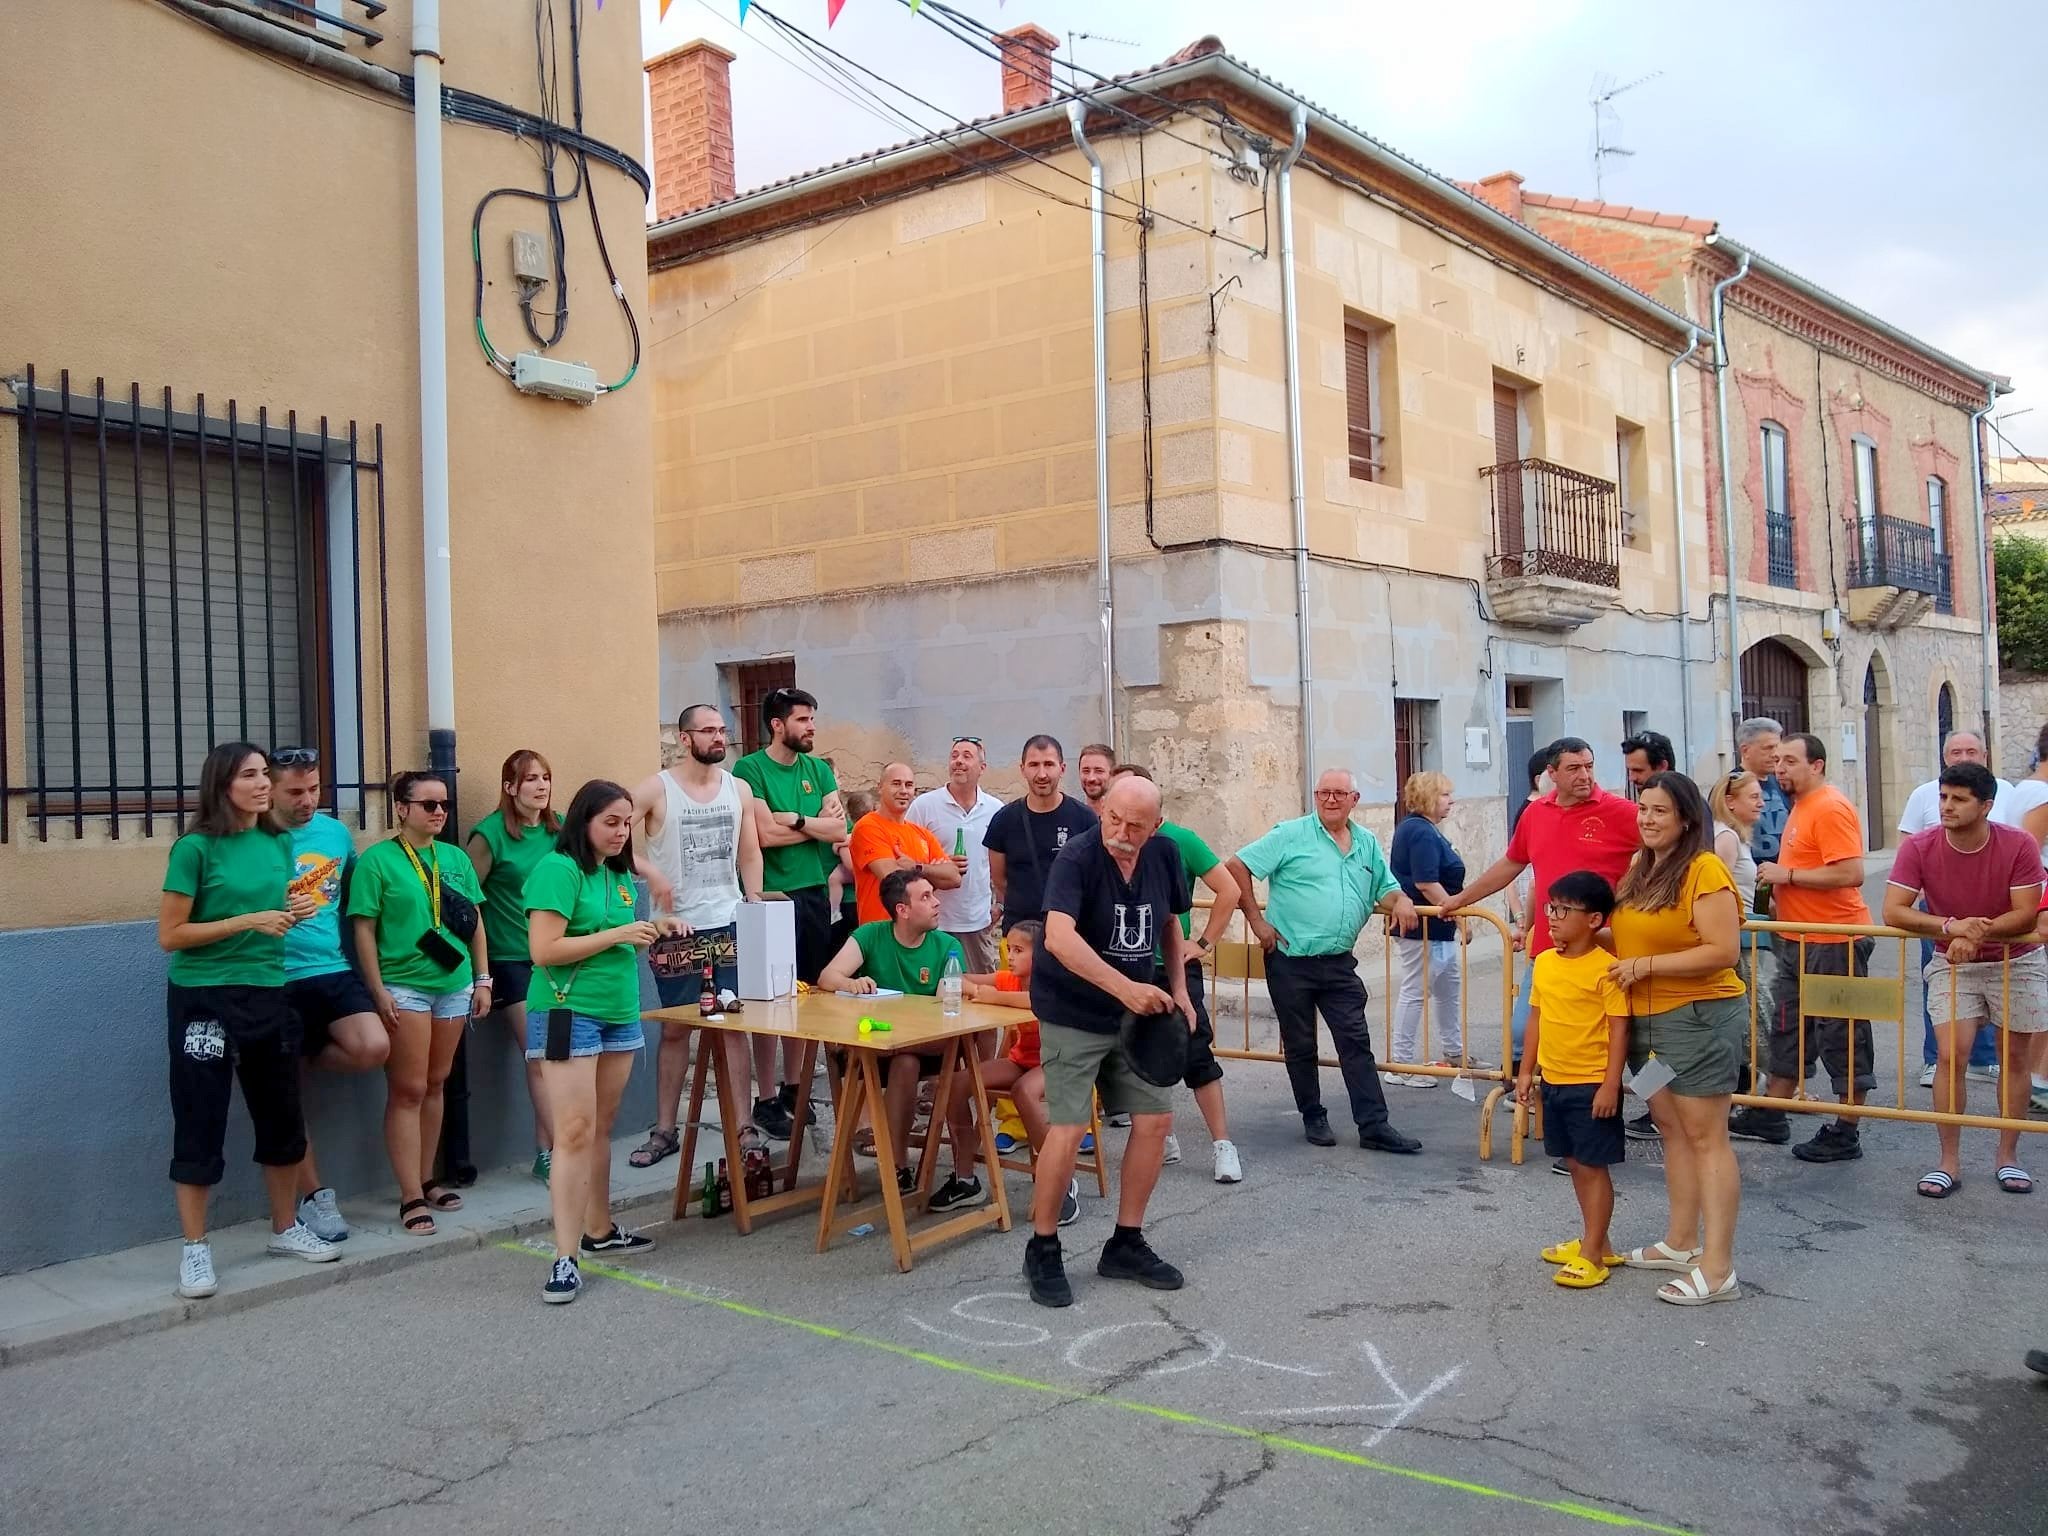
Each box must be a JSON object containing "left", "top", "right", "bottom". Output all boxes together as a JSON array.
[{"left": 511, "top": 230, "right": 548, "bottom": 285}]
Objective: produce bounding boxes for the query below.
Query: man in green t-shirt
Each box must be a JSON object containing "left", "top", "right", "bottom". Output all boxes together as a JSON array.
[
  {"left": 731, "top": 686, "right": 849, "bottom": 990},
  {"left": 818, "top": 870, "right": 985, "bottom": 1212}
]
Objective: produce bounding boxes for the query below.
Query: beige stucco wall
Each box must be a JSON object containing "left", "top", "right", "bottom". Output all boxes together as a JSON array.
[{"left": 2, "top": 0, "right": 655, "bottom": 927}]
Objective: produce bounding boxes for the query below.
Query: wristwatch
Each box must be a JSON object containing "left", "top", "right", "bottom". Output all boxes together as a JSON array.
[{"left": 793, "top": 812, "right": 807, "bottom": 831}]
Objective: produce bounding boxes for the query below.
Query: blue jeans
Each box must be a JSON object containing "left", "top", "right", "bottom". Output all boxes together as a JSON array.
[
  {"left": 1511, "top": 960, "right": 1533, "bottom": 1062},
  {"left": 1920, "top": 938, "right": 1998, "bottom": 1067}
]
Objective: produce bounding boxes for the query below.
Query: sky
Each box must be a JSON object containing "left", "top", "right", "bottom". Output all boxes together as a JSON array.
[{"left": 636, "top": 0, "right": 2048, "bottom": 458}]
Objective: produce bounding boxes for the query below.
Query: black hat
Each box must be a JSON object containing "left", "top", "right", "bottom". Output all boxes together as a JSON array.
[{"left": 1117, "top": 1007, "right": 1189, "bottom": 1088}]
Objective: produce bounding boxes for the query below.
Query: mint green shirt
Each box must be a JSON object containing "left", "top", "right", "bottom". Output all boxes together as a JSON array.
[{"left": 1237, "top": 814, "right": 1398, "bottom": 957}]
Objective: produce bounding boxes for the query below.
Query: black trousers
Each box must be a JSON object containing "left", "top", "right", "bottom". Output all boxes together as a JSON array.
[{"left": 1263, "top": 950, "right": 1393, "bottom": 1130}]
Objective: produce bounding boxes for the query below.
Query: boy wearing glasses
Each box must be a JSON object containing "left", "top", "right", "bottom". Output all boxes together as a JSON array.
[{"left": 1516, "top": 871, "right": 1629, "bottom": 1289}]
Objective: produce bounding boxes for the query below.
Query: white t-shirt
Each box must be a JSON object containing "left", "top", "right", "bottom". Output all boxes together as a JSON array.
[
  {"left": 907, "top": 785, "right": 1003, "bottom": 932},
  {"left": 1991, "top": 778, "right": 2048, "bottom": 868},
  {"left": 1900, "top": 776, "right": 2016, "bottom": 838}
]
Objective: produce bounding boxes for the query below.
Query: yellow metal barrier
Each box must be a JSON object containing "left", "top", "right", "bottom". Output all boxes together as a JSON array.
[
  {"left": 1193, "top": 898, "right": 1525, "bottom": 1162},
  {"left": 1734, "top": 919, "right": 2048, "bottom": 1137}
]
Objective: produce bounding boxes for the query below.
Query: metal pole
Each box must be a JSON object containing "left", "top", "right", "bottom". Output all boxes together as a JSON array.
[
  {"left": 1668, "top": 325, "right": 1701, "bottom": 770},
  {"left": 1275, "top": 106, "right": 1312, "bottom": 810},
  {"left": 413, "top": 0, "right": 458, "bottom": 807},
  {"left": 1067, "top": 101, "right": 1115, "bottom": 753},
  {"left": 1707, "top": 245, "right": 1752, "bottom": 742},
  {"left": 1969, "top": 383, "right": 2000, "bottom": 758}
]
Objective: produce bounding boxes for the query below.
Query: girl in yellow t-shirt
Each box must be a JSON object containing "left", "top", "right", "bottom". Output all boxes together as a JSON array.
[{"left": 1608, "top": 771, "right": 1746, "bottom": 1308}]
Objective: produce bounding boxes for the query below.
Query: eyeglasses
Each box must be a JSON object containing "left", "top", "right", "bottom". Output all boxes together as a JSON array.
[
  {"left": 951, "top": 736, "right": 982, "bottom": 748},
  {"left": 683, "top": 725, "right": 727, "bottom": 737},
  {"left": 1314, "top": 790, "right": 1355, "bottom": 800},
  {"left": 407, "top": 798, "right": 450, "bottom": 813},
  {"left": 1543, "top": 900, "right": 1588, "bottom": 917},
  {"left": 273, "top": 747, "right": 319, "bottom": 767}
]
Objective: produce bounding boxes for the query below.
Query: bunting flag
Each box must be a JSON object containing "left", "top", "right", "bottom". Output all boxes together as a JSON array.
[
  {"left": 909, "top": 0, "right": 922, "bottom": 12},
  {"left": 827, "top": 0, "right": 846, "bottom": 24},
  {"left": 738, "top": 0, "right": 751, "bottom": 20}
]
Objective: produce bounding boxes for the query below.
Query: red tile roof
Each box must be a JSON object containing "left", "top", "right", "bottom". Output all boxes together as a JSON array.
[{"left": 1519, "top": 191, "right": 1715, "bottom": 236}]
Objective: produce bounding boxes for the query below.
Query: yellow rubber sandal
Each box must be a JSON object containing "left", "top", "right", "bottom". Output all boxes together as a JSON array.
[
  {"left": 1541, "top": 1237, "right": 1623, "bottom": 1267},
  {"left": 1553, "top": 1255, "right": 1610, "bottom": 1288}
]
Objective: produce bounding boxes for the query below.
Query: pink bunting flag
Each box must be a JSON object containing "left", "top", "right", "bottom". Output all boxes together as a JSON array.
[{"left": 827, "top": 0, "right": 846, "bottom": 24}]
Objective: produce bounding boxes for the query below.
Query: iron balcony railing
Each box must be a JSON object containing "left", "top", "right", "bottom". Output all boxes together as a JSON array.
[
  {"left": 1765, "top": 509, "right": 1798, "bottom": 588},
  {"left": 1849, "top": 512, "right": 1952, "bottom": 604},
  {"left": 1478, "top": 458, "right": 1621, "bottom": 588}
]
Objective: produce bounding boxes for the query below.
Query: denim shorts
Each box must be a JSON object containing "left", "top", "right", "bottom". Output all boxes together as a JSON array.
[
  {"left": 387, "top": 985, "right": 474, "bottom": 1020},
  {"left": 525, "top": 1009, "right": 645, "bottom": 1060}
]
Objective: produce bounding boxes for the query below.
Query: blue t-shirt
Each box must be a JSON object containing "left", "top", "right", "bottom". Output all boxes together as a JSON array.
[
  {"left": 1389, "top": 814, "right": 1465, "bottom": 942},
  {"left": 284, "top": 813, "right": 356, "bottom": 981}
]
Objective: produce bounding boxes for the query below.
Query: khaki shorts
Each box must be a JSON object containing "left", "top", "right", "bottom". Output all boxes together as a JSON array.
[
  {"left": 1627, "top": 994, "right": 1747, "bottom": 1097},
  {"left": 1038, "top": 1020, "right": 1172, "bottom": 1125},
  {"left": 1924, "top": 949, "right": 2048, "bottom": 1034}
]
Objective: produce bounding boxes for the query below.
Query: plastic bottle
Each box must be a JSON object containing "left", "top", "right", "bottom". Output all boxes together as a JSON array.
[{"left": 940, "top": 951, "right": 963, "bottom": 1017}]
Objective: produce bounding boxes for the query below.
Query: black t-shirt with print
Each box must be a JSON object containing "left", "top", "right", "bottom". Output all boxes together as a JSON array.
[
  {"left": 983, "top": 794, "right": 1097, "bottom": 932},
  {"left": 1028, "top": 826, "right": 1189, "bottom": 1035}
]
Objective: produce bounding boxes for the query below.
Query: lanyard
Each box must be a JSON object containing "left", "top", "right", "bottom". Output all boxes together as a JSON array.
[
  {"left": 398, "top": 838, "right": 442, "bottom": 929},
  {"left": 544, "top": 866, "right": 630, "bottom": 1007}
]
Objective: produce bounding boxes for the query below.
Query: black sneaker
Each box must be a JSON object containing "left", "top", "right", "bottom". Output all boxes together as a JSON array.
[
  {"left": 1097, "top": 1231, "right": 1185, "bottom": 1290},
  {"left": 928, "top": 1174, "right": 988, "bottom": 1213},
  {"left": 778, "top": 1082, "right": 814, "bottom": 1130},
  {"left": 1058, "top": 1177, "right": 1080, "bottom": 1227},
  {"left": 1728, "top": 1107, "right": 1792, "bottom": 1145},
  {"left": 581, "top": 1224, "right": 655, "bottom": 1256},
  {"left": 896, "top": 1166, "right": 916, "bottom": 1195},
  {"left": 542, "top": 1255, "right": 581, "bottom": 1304},
  {"left": 2026, "top": 1349, "right": 2048, "bottom": 1376},
  {"left": 1358, "top": 1123, "right": 1422, "bottom": 1155},
  {"left": 1303, "top": 1110, "right": 1337, "bottom": 1147},
  {"left": 755, "top": 1096, "right": 795, "bottom": 1141},
  {"left": 1624, "top": 1114, "right": 1661, "bottom": 1141},
  {"left": 1024, "top": 1234, "right": 1072, "bottom": 1307},
  {"left": 1551, "top": 1157, "right": 1570, "bottom": 1176},
  {"left": 1792, "top": 1123, "right": 1863, "bottom": 1163}
]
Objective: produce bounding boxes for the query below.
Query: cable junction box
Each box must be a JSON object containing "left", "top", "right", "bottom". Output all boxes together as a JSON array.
[{"left": 512, "top": 351, "right": 600, "bottom": 405}]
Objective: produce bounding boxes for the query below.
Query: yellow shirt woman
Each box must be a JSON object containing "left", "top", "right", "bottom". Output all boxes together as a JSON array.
[{"left": 1608, "top": 851, "right": 1746, "bottom": 1014}]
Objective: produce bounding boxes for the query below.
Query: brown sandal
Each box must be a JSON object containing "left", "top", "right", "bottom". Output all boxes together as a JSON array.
[
  {"left": 399, "top": 1198, "right": 436, "bottom": 1235},
  {"left": 629, "top": 1126, "right": 681, "bottom": 1168}
]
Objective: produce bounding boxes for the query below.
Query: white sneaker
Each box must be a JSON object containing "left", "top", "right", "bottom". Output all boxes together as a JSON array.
[
  {"left": 1058, "top": 1177, "right": 1081, "bottom": 1227},
  {"left": 1969, "top": 1063, "right": 2000, "bottom": 1083},
  {"left": 1405, "top": 1073, "right": 1440, "bottom": 1089},
  {"left": 266, "top": 1221, "right": 341, "bottom": 1264},
  {"left": 297, "top": 1188, "right": 348, "bottom": 1243},
  {"left": 1918, "top": 1064, "right": 1937, "bottom": 1089},
  {"left": 1105, "top": 1113, "right": 1132, "bottom": 1128},
  {"left": 178, "top": 1240, "right": 218, "bottom": 1299},
  {"left": 1162, "top": 1133, "right": 1182, "bottom": 1164},
  {"left": 1213, "top": 1140, "right": 1243, "bottom": 1183}
]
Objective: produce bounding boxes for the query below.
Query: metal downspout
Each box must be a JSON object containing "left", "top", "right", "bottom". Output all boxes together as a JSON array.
[
  {"left": 1668, "top": 324, "right": 1701, "bottom": 769},
  {"left": 1708, "top": 246, "right": 1753, "bottom": 744},
  {"left": 1969, "top": 383, "right": 2000, "bottom": 755},
  {"left": 1274, "top": 106, "right": 1312, "bottom": 808},
  {"left": 1068, "top": 101, "right": 1115, "bottom": 751},
  {"left": 413, "top": 0, "right": 459, "bottom": 805}
]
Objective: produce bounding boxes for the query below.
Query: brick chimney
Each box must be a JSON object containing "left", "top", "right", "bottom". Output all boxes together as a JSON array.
[
  {"left": 645, "top": 40, "right": 736, "bottom": 222},
  {"left": 997, "top": 24, "right": 1059, "bottom": 114},
  {"left": 1472, "top": 171, "right": 1525, "bottom": 223}
]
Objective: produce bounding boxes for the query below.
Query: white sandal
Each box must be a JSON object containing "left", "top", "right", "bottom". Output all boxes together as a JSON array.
[
  {"left": 1657, "top": 1265, "right": 1740, "bottom": 1306},
  {"left": 1620, "top": 1240, "right": 1701, "bottom": 1272}
]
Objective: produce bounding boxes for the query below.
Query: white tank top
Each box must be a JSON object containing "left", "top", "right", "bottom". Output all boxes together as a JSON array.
[
  {"left": 652, "top": 769, "right": 744, "bottom": 930},
  {"left": 1715, "top": 820, "right": 1758, "bottom": 914}
]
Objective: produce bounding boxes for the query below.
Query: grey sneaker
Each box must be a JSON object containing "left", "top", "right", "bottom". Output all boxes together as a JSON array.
[
  {"left": 266, "top": 1221, "right": 340, "bottom": 1264},
  {"left": 178, "top": 1240, "right": 218, "bottom": 1299},
  {"left": 297, "top": 1187, "right": 348, "bottom": 1243}
]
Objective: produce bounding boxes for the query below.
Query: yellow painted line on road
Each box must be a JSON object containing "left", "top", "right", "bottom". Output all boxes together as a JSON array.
[{"left": 498, "top": 1243, "right": 1697, "bottom": 1534}]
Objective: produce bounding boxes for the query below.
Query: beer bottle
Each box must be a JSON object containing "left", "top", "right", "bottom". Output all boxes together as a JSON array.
[
  {"left": 953, "top": 826, "right": 966, "bottom": 857},
  {"left": 698, "top": 962, "right": 717, "bottom": 1018},
  {"left": 699, "top": 1160, "right": 717, "bottom": 1218},
  {"left": 716, "top": 1158, "right": 733, "bottom": 1214}
]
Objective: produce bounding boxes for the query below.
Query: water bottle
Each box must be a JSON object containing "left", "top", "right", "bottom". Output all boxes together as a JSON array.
[{"left": 940, "top": 951, "right": 963, "bottom": 1017}]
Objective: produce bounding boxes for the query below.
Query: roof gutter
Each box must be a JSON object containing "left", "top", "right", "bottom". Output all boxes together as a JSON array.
[
  {"left": 1703, "top": 232, "right": 2007, "bottom": 395},
  {"left": 648, "top": 53, "right": 1696, "bottom": 345}
]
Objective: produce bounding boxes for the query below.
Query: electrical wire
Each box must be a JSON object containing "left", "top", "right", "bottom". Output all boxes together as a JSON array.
[{"left": 650, "top": 215, "right": 859, "bottom": 348}]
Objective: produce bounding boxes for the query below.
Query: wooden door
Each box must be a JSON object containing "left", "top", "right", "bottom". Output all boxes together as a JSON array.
[{"left": 1493, "top": 384, "right": 1524, "bottom": 559}]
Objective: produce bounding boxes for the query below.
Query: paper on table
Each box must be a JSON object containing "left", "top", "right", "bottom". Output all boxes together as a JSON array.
[
  {"left": 1625, "top": 1056, "right": 1675, "bottom": 1101},
  {"left": 837, "top": 988, "right": 904, "bottom": 998}
]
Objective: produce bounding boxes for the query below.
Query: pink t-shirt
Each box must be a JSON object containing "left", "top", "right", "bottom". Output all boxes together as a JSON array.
[
  {"left": 1506, "top": 789, "right": 1642, "bottom": 955},
  {"left": 1889, "top": 822, "right": 2045, "bottom": 959}
]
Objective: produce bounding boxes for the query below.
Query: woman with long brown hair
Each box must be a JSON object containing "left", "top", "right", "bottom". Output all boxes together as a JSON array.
[
  {"left": 466, "top": 749, "right": 561, "bottom": 1182},
  {"left": 1607, "top": 771, "right": 1747, "bottom": 1306}
]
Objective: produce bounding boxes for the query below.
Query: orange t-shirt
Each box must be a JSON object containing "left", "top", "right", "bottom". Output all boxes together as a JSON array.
[
  {"left": 1773, "top": 783, "right": 1870, "bottom": 943},
  {"left": 992, "top": 970, "right": 1042, "bottom": 1068},
  {"left": 849, "top": 812, "right": 950, "bottom": 924}
]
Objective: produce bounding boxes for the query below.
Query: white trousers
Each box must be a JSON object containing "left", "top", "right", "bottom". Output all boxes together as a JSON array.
[{"left": 1392, "top": 936, "right": 1463, "bottom": 1064}]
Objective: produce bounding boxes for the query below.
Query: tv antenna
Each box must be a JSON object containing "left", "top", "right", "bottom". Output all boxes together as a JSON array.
[
  {"left": 1065, "top": 30, "right": 1139, "bottom": 90},
  {"left": 1590, "top": 70, "right": 1661, "bottom": 197}
]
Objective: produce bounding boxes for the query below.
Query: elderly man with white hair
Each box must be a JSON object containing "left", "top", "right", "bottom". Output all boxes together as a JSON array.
[{"left": 1226, "top": 769, "right": 1424, "bottom": 1156}]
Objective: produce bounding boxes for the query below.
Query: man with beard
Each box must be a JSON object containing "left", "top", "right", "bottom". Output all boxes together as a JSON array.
[
  {"left": 630, "top": 705, "right": 772, "bottom": 1160},
  {"left": 985, "top": 735, "right": 1097, "bottom": 934},
  {"left": 1076, "top": 743, "right": 1116, "bottom": 807}
]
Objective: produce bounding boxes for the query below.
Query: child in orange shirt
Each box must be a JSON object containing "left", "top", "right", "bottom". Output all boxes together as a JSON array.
[{"left": 964, "top": 921, "right": 1078, "bottom": 1227}]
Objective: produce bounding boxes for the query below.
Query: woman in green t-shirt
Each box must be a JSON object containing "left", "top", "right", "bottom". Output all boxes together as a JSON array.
[
  {"left": 524, "top": 779, "right": 662, "bottom": 1304},
  {"left": 464, "top": 748, "right": 561, "bottom": 1183},
  {"left": 158, "top": 741, "right": 339, "bottom": 1300},
  {"left": 348, "top": 771, "right": 491, "bottom": 1237}
]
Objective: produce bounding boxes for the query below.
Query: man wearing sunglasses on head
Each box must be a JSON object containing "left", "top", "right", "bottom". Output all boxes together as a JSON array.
[{"left": 909, "top": 736, "right": 1004, "bottom": 972}]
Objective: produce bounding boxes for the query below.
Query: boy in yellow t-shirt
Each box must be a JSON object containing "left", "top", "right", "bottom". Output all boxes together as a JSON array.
[{"left": 1516, "top": 871, "right": 1629, "bottom": 1289}]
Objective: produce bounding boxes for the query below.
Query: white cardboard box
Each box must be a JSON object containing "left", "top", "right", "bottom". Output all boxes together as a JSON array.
[{"left": 735, "top": 898, "right": 798, "bottom": 1001}]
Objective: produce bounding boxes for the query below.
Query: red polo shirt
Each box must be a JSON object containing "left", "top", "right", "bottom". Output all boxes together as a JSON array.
[{"left": 1507, "top": 788, "right": 1641, "bottom": 954}]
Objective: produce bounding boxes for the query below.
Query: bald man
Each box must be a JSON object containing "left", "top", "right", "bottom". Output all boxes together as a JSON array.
[
  {"left": 847, "top": 762, "right": 962, "bottom": 925},
  {"left": 1022, "top": 774, "right": 1194, "bottom": 1307}
]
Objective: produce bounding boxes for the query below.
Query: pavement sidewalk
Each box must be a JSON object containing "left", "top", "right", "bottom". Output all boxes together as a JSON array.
[{"left": 0, "top": 1131, "right": 690, "bottom": 1368}]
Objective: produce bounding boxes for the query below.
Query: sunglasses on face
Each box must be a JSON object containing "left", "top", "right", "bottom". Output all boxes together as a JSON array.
[
  {"left": 273, "top": 746, "right": 319, "bottom": 767},
  {"left": 407, "top": 799, "right": 450, "bottom": 813}
]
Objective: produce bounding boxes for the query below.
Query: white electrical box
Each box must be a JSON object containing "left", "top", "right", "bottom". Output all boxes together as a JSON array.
[
  {"left": 513, "top": 351, "right": 600, "bottom": 406},
  {"left": 1464, "top": 727, "right": 1490, "bottom": 768},
  {"left": 1822, "top": 607, "right": 1841, "bottom": 641},
  {"left": 1840, "top": 724, "right": 1859, "bottom": 764}
]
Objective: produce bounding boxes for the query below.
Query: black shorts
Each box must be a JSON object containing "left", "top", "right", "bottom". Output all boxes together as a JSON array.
[
  {"left": 1162, "top": 960, "right": 1224, "bottom": 1090},
  {"left": 488, "top": 960, "right": 534, "bottom": 1012},
  {"left": 167, "top": 984, "right": 306, "bottom": 1186},
  {"left": 787, "top": 885, "right": 837, "bottom": 985},
  {"left": 1540, "top": 1081, "right": 1624, "bottom": 1168},
  {"left": 286, "top": 970, "right": 376, "bottom": 1058}
]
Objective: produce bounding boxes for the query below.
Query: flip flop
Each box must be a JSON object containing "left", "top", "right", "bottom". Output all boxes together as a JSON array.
[
  {"left": 1997, "top": 1165, "right": 2034, "bottom": 1194},
  {"left": 1540, "top": 1237, "right": 1622, "bottom": 1267},
  {"left": 1552, "top": 1255, "right": 1610, "bottom": 1289},
  {"left": 1917, "top": 1170, "right": 1960, "bottom": 1199},
  {"left": 1657, "top": 1266, "right": 1741, "bottom": 1306},
  {"left": 1620, "top": 1240, "right": 1702, "bottom": 1273}
]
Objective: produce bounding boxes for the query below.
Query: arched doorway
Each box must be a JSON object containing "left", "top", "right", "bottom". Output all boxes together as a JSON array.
[
  {"left": 1740, "top": 639, "right": 1810, "bottom": 734},
  {"left": 1863, "top": 657, "right": 1890, "bottom": 850},
  {"left": 1936, "top": 682, "right": 1956, "bottom": 763}
]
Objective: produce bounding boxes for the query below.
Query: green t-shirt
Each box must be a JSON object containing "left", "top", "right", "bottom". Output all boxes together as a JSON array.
[
  {"left": 346, "top": 836, "right": 484, "bottom": 992},
  {"left": 1157, "top": 820, "right": 1220, "bottom": 940},
  {"left": 521, "top": 850, "right": 644, "bottom": 1024},
  {"left": 732, "top": 749, "right": 842, "bottom": 893},
  {"left": 162, "top": 826, "right": 295, "bottom": 988},
  {"left": 283, "top": 813, "right": 356, "bottom": 981},
  {"left": 850, "top": 920, "right": 964, "bottom": 997},
  {"left": 469, "top": 810, "right": 557, "bottom": 962}
]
